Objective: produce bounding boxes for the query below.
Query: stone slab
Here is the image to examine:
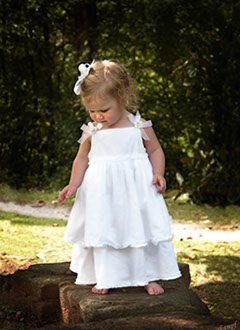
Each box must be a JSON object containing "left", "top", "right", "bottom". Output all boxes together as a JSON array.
[
  {"left": 0, "top": 262, "right": 76, "bottom": 323},
  {"left": 0, "top": 262, "right": 209, "bottom": 328},
  {"left": 59, "top": 278, "right": 209, "bottom": 325}
]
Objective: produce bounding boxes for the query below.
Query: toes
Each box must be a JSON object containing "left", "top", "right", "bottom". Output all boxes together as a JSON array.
[
  {"left": 145, "top": 283, "right": 164, "bottom": 295},
  {"left": 92, "top": 286, "right": 108, "bottom": 294},
  {"left": 145, "top": 285, "right": 155, "bottom": 295},
  {"left": 101, "top": 289, "right": 108, "bottom": 294},
  {"left": 149, "top": 289, "right": 155, "bottom": 295},
  {"left": 157, "top": 286, "right": 164, "bottom": 295},
  {"left": 92, "top": 286, "right": 98, "bottom": 293},
  {"left": 154, "top": 287, "right": 159, "bottom": 295}
]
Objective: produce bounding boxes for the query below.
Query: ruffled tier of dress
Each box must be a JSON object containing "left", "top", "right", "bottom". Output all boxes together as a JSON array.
[
  {"left": 70, "top": 241, "right": 181, "bottom": 289},
  {"left": 64, "top": 155, "right": 173, "bottom": 248}
]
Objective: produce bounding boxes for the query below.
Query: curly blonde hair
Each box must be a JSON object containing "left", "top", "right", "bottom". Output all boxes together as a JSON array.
[{"left": 80, "top": 60, "right": 138, "bottom": 111}]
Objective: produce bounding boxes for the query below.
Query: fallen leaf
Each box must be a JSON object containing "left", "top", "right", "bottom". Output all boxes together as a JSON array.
[
  {"left": 229, "top": 248, "right": 239, "bottom": 253},
  {"left": 183, "top": 253, "right": 196, "bottom": 260}
]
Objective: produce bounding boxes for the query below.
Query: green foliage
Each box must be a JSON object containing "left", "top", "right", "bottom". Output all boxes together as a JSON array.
[
  {"left": 0, "top": 0, "right": 95, "bottom": 187},
  {"left": 0, "top": 0, "right": 239, "bottom": 204},
  {"left": 94, "top": 0, "right": 240, "bottom": 204}
]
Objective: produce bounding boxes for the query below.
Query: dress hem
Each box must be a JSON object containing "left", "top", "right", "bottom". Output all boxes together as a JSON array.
[
  {"left": 72, "top": 273, "right": 182, "bottom": 289},
  {"left": 64, "top": 236, "right": 174, "bottom": 248}
]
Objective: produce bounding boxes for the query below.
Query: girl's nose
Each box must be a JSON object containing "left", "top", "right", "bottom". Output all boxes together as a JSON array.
[{"left": 97, "top": 113, "right": 103, "bottom": 120}]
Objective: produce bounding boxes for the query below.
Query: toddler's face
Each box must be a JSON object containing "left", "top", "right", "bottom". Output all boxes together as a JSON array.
[{"left": 84, "top": 97, "right": 125, "bottom": 129}]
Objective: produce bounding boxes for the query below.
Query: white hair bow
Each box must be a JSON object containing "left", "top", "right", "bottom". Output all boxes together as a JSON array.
[
  {"left": 78, "top": 122, "right": 103, "bottom": 144},
  {"left": 128, "top": 111, "right": 152, "bottom": 140},
  {"left": 73, "top": 59, "right": 95, "bottom": 95}
]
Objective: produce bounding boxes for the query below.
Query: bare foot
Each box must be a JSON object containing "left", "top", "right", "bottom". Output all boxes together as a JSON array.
[
  {"left": 144, "top": 281, "right": 164, "bottom": 295},
  {"left": 92, "top": 285, "right": 109, "bottom": 295}
]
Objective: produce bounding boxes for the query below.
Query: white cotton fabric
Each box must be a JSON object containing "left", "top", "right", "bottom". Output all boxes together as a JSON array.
[{"left": 64, "top": 125, "right": 181, "bottom": 288}]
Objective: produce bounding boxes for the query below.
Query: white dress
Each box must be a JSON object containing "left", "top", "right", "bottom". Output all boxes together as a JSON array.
[{"left": 64, "top": 113, "right": 181, "bottom": 289}]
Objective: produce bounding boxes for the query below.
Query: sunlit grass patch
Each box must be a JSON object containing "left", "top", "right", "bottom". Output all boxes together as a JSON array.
[{"left": 0, "top": 210, "right": 72, "bottom": 271}]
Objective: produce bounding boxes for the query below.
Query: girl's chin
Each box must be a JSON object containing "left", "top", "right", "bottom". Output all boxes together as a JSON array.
[{"left": 100, "top": 121, "right": 109, "bottom": 127}]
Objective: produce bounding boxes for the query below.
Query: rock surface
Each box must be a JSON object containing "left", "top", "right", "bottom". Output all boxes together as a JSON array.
[
  {"left": 1, "top": 262, "right": 233, "bottom": 329},
  {"left": 59, "top": 280, "right": 209, "bottom": 325}
]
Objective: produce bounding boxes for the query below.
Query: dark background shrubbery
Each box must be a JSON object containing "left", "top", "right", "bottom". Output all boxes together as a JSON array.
[{"left": 0, "top": 0, "right": 239, "bottom": 205}]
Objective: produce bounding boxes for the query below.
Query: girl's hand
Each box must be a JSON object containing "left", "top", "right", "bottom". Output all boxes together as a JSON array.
[
  {"left": 152, "top": 173, "right": 167, "bottom": 194},
  {"left": 58, "top": 185, "right": 78, "bottom": 204}
]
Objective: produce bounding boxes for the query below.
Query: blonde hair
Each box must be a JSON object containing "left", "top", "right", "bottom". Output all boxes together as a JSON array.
[{"left": 80, "top": 60, "right": 138, "bottom": 111}]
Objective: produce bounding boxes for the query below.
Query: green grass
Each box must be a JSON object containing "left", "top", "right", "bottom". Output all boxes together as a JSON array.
[
  {"left": 165, "top": 190, "right": 240, "bottom": 230},
  {"left": 0, "top": 210, "right": 72, "bottom": 266},
  {"left": 0, "top": 210, "right": 239, "bottom": 321},
  {"left": 0, "top": 184, "right": 75, "bottom": 206}
]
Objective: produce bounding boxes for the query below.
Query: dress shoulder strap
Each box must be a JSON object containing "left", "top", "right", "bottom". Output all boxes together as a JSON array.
[
  {"left": 128, "top": 111, "right": 152, "bottom": 140},
  {"left": 78, "top": 122, "right": 103, "bottom": 144}
]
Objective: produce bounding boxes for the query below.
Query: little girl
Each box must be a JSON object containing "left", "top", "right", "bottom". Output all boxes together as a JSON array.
[{"left": 59, "top": 59, "right": 181, "bottom": 295}]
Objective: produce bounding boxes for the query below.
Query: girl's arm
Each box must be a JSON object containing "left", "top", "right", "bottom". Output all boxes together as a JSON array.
[
  {"left": 58, "top": 136, "right": 91, "bottom": 204},
  {"left": 143, "top": 126, "right": 166, "bottom": 194}
]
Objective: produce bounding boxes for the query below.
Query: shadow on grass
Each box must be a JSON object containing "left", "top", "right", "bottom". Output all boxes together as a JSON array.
[
  {"left": 178, "top": 252, "right": 240, "bottom": 320},
  {"left": 193, "top": 281, "right": 240, "bottom": 320},
  {"left": 178, "top": 253, "right": 240, "bottom": 281}
]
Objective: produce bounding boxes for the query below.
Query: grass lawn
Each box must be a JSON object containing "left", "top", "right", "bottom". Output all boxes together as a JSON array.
[{"left": 0, "top": 210, "right": 239, "bottom": 322}]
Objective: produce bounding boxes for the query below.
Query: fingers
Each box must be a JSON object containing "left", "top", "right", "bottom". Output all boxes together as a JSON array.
[
  {"left": 66, "top": 186, "right": 77, "bottom": 199},
  {"left": 58, "top": 186, "right": 69, "bottom": 204},
  {"left": 153, "top": 174, "right": 167, "bottom": 194},
  {"left": 157, "top": 185, "right": 166, "bottom": 194},
  {"left": 58, "top": 185, "right": 77, "bottom": 204},
  {"left": 58, "top": 191, "right": 66, "bottom": 204}
]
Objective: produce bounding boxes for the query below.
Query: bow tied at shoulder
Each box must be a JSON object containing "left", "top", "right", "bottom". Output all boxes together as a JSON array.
[
  {"left": 78, "top": 122, "right": 103, "bottom": 144},
  {"left": 128, "top": 111, "right": 152, "bottom": 140}
]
